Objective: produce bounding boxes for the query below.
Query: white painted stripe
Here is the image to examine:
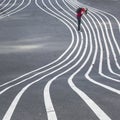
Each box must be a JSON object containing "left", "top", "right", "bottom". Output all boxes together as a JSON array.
[
  {"left": 0, "top": 0, "right": 17, "bottom": 15},
  {"left": 0, "top": 0, "right": 75, "bottom": 88},
  {"left": 2, "top": 86, "right": 27, "bottom": 120},
  {"left": 65, "top": 0, "right": 120, "bottom": 94},
  {"left": 0, "top": 0, "right": 78, "bottom": 94},
  {"left": 96, "top": 12, "right": 120, "bottom": 56},
  {"left": 93, "top": 12, "right": 120, "bottom": 76},
  {"left": 44, "top": 78, "right": 57, "bottom": 120},
  {"left": 44, "top": 1, "right": 111, "bottom": 118},
  {"left": 43, "top": 0, "right": 111, "bottom": 119},
  {"left": 0, "top": 0, "right": 11, "bottom": 12},
  {"left": 1, "top": 1, "right": 119, "bottom": 120},
  {"left": 4, "top": 0, "right": 25, "bottom": 16},
  {"left": 67, "top": 0, "right": 120, "bottom": 95},
  {"left": 69, "top": 0, "right": 120, "bottom": 32},
  {"left": 0, "top": 0, "right": 7, "bottom": 6},
  {"left": 68, "top": 77, "right": 112, "bottom": 120},
  {"left": 95, "top": 12, "right": 120, "bottom": 69},
  {"left": 42, "top": 0, "right": 90, "bottom": 119},
  {"left": 2, "top": 0, "right": 79, "bottom": 118},
  {"left": 85, "top": 66, "right": 120, "bottom": 95},
  {"left": 65, "top": 0, "right": 113, "bottom": 119},
  {"left": 89, "top": 12, "right": 120, "bottom": 82},
  {"left": 0, "top": 0, "right": 31, "bottom": 19}
]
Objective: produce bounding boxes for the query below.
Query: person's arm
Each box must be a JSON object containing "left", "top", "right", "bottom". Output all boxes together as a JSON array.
[{"left": 85, "top": 8, "right": 88, "bottom": 14}]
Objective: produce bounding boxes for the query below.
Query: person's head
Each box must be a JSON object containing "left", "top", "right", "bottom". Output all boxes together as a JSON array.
[{"left": 84, "top": 8, "right": 88, "bottom": 14}]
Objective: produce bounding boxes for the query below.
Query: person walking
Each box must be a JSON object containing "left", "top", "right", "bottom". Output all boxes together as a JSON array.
[{"left": 76, "top": 7, "right": 88, "bottom": 31}]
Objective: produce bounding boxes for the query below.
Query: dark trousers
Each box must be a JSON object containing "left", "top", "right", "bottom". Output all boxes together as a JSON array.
[{"left": 77, "top": 17, "right": 81, "bottom": 31}]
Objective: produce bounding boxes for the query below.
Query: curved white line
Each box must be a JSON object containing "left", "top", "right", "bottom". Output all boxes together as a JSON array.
[
  {"left": 65, "top": 0, "right": 120, "bottom": 94},
  {"left": 64, "top": 0, "right": 115, "bottom": 119},
  {"left": 70, "top": 0, "right": 120, "bottom": 32},
  {"left": 71, "top": 0, "right": 120, "bottom": 81},
  {"left": 43, "top": 0, "right": 109, "bottom": 119},
  {"left": 1, "top": 0, "right": 25, "bottom": 16},
  {"left": 92, "top": 12, "right": 120, "bottom": 75},
  {"left": 2, "top": 0, "right": 78, "bottom": 119},
  {"left": 67, "top": 0, "right": 120, "bottom": 60},
  {"left": 95, "top": 11, "right": 120, "bottom": 56},
  {"left": 44, "top": 0, "right": 112, "bottom": 119},
  {"left": 0, "top": 0, "right": 7, "bottom": 6},
  {"left": 0, "top": 0, "right": 78, "bottom": 93},
  {"left": 0, "top": 0, "right": 31, "bottom": 19},
  {"left": 35, "top": 2, "right": 92, "bottom": 120},
  {"left": 0, "top": 0, "right": 17, "bottom": 15},
  {"left": 0, "top": 0, "right": 11, "bottom": 12},
  {"left": 89, "top": 12, "right": 120, "bottom": 82},
  {"left": 0, "top": 0, "right": 74, "bottom": 88}
]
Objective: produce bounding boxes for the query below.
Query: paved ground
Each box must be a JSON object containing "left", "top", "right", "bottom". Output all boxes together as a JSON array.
[{"left": 0, "top": 0, "right": 120, "bottom": 120}]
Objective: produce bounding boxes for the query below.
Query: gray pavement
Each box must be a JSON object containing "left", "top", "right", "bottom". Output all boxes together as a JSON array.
[{"left": 0, "top": 0, "right": 120, "bottom": 120}]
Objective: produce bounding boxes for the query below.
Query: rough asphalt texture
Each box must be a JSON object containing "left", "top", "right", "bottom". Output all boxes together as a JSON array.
[{"left": 0, "top": 0, "right": 120, "bottom": 120}]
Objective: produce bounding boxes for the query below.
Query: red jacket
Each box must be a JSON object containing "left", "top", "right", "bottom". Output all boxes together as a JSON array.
[{"left": 76, "top": 8, "right": 86, "bottom": 17}]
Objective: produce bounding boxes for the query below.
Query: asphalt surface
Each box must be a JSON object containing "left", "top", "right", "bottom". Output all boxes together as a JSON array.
[{"left": 0, "top": 0, "right": 120, "bottom": 120}]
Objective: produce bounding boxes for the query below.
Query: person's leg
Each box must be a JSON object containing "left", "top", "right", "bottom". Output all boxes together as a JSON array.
[{"left": 77, "top": 17, "right": 81, "bottom": 31}]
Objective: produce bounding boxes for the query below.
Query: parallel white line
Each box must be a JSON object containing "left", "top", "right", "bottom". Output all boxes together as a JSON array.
[
  {"left": 72, "top": 0, "right": 120, "bottom": 79},
  {"left": 65, "top": 2, "right": 111, "bottom": 119},
  {"left": 2, "top": 0, "right": 79, "bottom": 119},
  {"left": 0, "top": 0, "right": 31, "bottom": 19},
  {"left": 0, "top": 0, "right": 17, "bottom": 15},
  {"left": 43, "top": 0, "right": 92, "bottom": 118},
  {"left": 0, "top": 0, "right": 11, "bottom": 12},
  {"left": 43, "top": 0, "right": 119, "bottom": 119},
  {"left": 95, "top": 8, "right": 120, "bottom": 33},
  {"left": 75, "top": 0, "right": 120, "bottom": 62},
  {"left": 2, "top": 1, "right": 116, "bottom": 120},
  {"left": 1, "top": 0, "right": 89, "bottom": 118},
  {"left": 69, "top": 0, "right": 120, "bottom": 32},
  {"left": 84, "top": 14, "right": 120, "bottom": 94},
  {"left": 44, "top": 28, "right": 88, "bottom": 119},
  {"left": 69, "top": 1, "right": 120, "bottom": 67},
  {"left": 68, "top": 0, "right": 120, "bottom": 59},
  {"left": 64, "top": 1, "right": 116, "bottom": 119},
  {"left": 65, "top": 0, "right": 120, "bottom": 94},
  {"left": 68, "top": 77, "right": 111, "bottom": 120},
  {"left": 0, "top": 0, "right": 79, "bottom": 94},
  {"left": 0, "top": 0, "right": 7, "bottom": 6},
  {"left": 0, "top": 0, "right": 32, "bottom": 88},
  {"left": 0, "top": 0, "right": 87, "bottom": 95},
  {"left": 89, "top": 12, "right": 120, "bottom": 82},
  {"left": 44, "top": 0, "right": 111, "bottom": 119},
  {"left": 96, "top": 11, "right": 120, "bottom": 56},
  {"left": 1, "top": 0, "right": 25, "bottom": 16},
  {"left": 100, "top": 11, "right": 120, "bottom": 33},
  {"left": 38, "top": 1, "right": 91, "bottom": 118},
  {"left": 2, "top": 1, "right": 119, "bottom": 120},
  {"left": 92, "top": 12, "right": 120, "bottom": 76},
  {"left": 0, "top": 0, "right": 75, "bottom": 88}
]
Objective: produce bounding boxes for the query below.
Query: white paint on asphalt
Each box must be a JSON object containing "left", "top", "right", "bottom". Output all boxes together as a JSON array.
[{"left": 1, "top": 0, "right": 120, "bottom": 120}]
